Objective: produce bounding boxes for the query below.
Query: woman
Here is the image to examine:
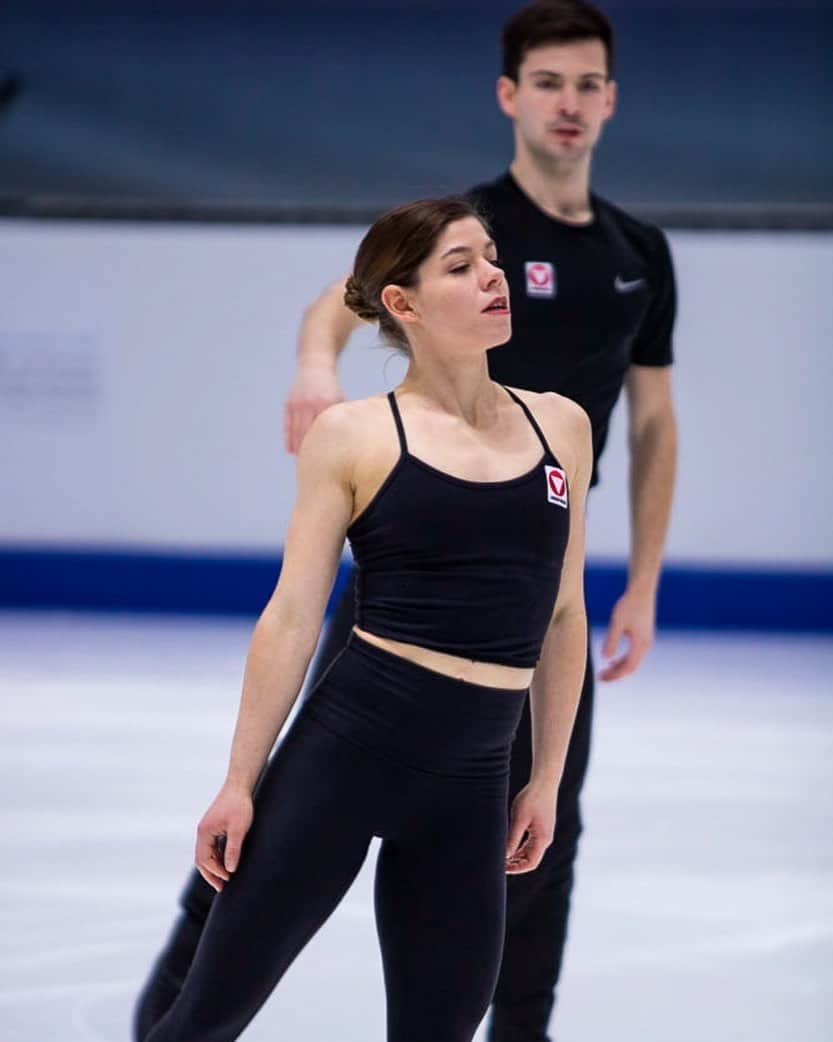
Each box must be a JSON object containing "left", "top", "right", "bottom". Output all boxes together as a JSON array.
[{"left": 145, "top": 196, "right": 592, "bottom": 1042}]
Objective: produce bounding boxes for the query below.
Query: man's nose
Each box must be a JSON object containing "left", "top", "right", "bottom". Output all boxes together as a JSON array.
[{"left": 558, "top": 87, "right": 580, "bottom": 117}]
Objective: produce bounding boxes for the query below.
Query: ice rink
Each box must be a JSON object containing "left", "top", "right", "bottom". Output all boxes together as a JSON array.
[{"left": 3, "top": 610, "right": 832, "bottom": 1042}]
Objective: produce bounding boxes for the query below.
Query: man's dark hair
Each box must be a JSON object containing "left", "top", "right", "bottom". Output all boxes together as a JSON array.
[{"left": 501, "top": 1, "right": 615, "bottom": 81}]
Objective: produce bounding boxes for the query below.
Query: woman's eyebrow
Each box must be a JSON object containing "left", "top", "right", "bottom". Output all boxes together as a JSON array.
[{"left": 440, "top": 239, "right": 496, "bottom": 260}]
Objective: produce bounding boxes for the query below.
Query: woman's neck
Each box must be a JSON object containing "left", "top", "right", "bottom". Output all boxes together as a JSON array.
[{"left": 400, "top": 354, "right": 501, "bottom": 427}]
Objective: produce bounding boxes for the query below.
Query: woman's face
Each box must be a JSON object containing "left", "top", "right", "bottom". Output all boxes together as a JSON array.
[{"left": 384, "top": 216, "right": 512, "bottom": 354}]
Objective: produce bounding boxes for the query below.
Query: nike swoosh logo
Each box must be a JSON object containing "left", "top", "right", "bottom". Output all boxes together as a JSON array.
[{"left": 614, "top": 275, "right": 647, "bottom": 293}]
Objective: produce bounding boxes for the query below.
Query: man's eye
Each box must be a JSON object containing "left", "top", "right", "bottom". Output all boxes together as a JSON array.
[
  {"left": 580, "top": 81, "right": 600, "bottom": 92},
  {"left": 535, "top": 80, "right": 558, "bottom": 90}
]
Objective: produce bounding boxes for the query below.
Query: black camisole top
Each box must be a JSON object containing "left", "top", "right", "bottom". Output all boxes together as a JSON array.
[{"left": 346, "top": 386, "right": 572, "bottom": 668}]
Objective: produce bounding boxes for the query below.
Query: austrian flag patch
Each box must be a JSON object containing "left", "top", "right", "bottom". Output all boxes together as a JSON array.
[
  {"left": 544, "top": 465, "right": 568, "bottom": 508},
  {"left": 525, "top": 261, "right": 556, "bottom": 298}
]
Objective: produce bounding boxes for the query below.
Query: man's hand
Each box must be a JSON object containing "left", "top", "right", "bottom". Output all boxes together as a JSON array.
[
  {"left": 283, "top": 364, "right": 345, "bottom": 454},
  {"left": 599, "top": 585, "right": 656, "bottom": 682}
]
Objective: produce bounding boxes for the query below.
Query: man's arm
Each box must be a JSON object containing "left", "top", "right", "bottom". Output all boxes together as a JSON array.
[
  {"left": 284, "top": 276, "right": 366, "bottom": 454},
  {"left": 600, "top": 364, "right": 677, "bottom": 681}
]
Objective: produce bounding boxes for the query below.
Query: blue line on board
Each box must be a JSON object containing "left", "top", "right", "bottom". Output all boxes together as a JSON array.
[{"left": 1, "top": 547, "right": 831, "bottom": 632}]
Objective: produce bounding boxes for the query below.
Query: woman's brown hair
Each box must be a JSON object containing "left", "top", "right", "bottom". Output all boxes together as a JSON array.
[{"left": 344, "top": 196, "right": 488, "bottom": 354}]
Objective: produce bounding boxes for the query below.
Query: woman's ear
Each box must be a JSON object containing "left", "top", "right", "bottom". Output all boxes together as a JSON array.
[{"left": 380, "top": 284, "right": 418, "bottom": 326}]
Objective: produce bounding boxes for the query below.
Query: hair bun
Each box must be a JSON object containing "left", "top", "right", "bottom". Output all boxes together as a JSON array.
[{"left": 343, "top": 274, "right": 380, "bottom": 322}]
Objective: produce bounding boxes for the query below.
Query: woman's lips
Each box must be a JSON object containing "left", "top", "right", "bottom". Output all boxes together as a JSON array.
[{"left": 483, "top": 296, "right": 509, "bottom": 315}]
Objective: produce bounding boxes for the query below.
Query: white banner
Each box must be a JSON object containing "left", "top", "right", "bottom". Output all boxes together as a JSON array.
[{"left": 2, "top": 220, "right": 831, "bottom": 566}]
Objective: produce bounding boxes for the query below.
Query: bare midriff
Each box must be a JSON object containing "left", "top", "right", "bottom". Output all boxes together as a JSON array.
[{"left": 352, "top": 626, "right": 534, "bottom": 691}]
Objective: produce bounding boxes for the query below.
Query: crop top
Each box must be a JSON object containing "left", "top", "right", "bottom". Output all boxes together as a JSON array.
[{"left": 346, "top": 386, "right": 571, "bottom": 668}]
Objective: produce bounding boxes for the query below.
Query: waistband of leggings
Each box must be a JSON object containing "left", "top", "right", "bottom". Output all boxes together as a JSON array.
[
  {"left": 305, "top": 632, "right": 525, "bottom": 778},
  {"left": 346, "top": 630, "right": 529, "bottom": 701}
]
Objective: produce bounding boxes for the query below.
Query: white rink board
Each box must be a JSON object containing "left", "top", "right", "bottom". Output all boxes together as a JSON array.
[{"left": 1, "top": 221, "right": 831, "bottom": 565}]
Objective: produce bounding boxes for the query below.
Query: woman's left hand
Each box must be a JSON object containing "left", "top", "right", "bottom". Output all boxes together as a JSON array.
[
  {"left": 195, "top": 782, "right": 254, "bottom": 892},
  {"left": 505, "top": 782, "right": 557, "bottom": 874}
]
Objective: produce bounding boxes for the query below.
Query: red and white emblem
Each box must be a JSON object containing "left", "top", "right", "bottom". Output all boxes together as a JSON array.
[
  {"left": 525, "top": 261, "right": 556, "bottom": 298},
  {"left": 545, "top": 465, "right": 568, "bottom": 507}
]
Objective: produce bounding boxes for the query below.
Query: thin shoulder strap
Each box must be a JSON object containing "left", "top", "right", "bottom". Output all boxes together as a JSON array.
[
  {"left": 502, "top": 385, "right": 554, "bottom": 457},
  {"left": 387, "top": 391, "right": 408, "bottom": 453}
]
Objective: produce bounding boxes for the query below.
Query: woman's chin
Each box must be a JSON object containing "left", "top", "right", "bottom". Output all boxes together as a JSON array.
[{"left": 487, "top": 321, "right": 513, "bottom": 350}]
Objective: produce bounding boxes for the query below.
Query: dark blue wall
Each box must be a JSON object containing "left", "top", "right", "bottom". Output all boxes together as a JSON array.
[
  {"left": 3, "top": 547, "right": 832, "bottom": 632},
  {"left": 1, "top": 1, "right": 831, "bottom": 207}
]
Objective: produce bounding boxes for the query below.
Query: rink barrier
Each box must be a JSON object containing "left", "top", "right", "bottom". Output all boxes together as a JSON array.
[
  {"left": 1, "top": 547, "right": 830, "bottom": 632},
  {"left": 2, "top": 198, "right": 833, "bottom": 231}
]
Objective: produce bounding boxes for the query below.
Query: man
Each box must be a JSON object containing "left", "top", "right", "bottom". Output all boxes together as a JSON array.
[{"left": 135, "top": 4, "right": 677, "bottom": 1040}]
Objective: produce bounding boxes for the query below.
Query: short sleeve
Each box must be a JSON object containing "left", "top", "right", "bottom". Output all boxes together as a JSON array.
[{"left": 631, "top": 227, "right": 676, "bottom": 367}]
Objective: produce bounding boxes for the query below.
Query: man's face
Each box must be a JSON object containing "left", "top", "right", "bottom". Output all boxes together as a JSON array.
[{"left": 498, "top": 40, "right": 616, "bottom": 165}]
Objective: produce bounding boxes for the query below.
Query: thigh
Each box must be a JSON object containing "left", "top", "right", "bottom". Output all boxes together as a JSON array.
[
  {"left": 374, "top": 775, "right": 509, "bottom": 1042},
  {"left": 178, "top": 572, "right": 359, "bottom": 921},
  {"left": 147, "top": 711, "right": 374, "bottom": 1042}
]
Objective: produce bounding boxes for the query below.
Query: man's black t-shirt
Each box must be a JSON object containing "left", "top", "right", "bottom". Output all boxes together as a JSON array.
[{"left": 468, "top": 172, "right": 676, "bottom": 487}]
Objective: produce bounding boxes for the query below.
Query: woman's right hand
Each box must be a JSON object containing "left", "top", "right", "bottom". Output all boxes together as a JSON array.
[
  {"left": 195, "top": 783, "right": 254, "bottom": 892},
  {"left": 283, "top": 364, "right": 345, "bottom": 455}
]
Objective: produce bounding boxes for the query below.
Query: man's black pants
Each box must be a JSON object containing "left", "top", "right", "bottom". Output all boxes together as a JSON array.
[{"left": 133, "top": 572, "right": 594, "bottom": 1042}]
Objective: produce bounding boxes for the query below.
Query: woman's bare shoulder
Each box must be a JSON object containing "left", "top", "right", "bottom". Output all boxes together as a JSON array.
[
  {"left": 506, "top": 386, "right": 592, "bottom": 484},
  {"left": 506, "top": 386, "right": 589, "bottom": 435},
  {"left": 299, "top": 395, "right": 400, "bottom": 520},
  {"left": 301, "top": 394, "right": 391, "bottom": 447},
  {"left": 298, "top": 394, "right": 397, "bottom": 483}
]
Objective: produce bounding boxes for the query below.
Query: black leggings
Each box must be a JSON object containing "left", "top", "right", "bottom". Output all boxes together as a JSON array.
[
  {"left": 145, "top": 632, "right": 526, "bottom": 1042},
  {"left": 136, "top": 578, "right": 594, "bottom": 1042}
]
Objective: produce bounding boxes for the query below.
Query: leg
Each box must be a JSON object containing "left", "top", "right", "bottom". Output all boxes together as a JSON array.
[
  {"left": 133, "top": 907, "right": 207, "bottom": 1042},
  {"left": 488, "top": 643, "right": 595, "bottom": 1042},
  {"left": 145, "top": 710, "right": 374, "bottom": 1042},
  {"left": 132, "top": 570, "right": 358, "bottom": 1041},
  {"left": 374, "top": 773, "right": 511, "bottom": 1042}
]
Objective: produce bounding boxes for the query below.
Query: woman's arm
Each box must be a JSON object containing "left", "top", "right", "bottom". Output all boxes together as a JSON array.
[
  {"left": 195, "top": 403, "right": 357, "bottom": 891},
  {"left": 505, "top": 397, "right": 592, "bottom": 875}
]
